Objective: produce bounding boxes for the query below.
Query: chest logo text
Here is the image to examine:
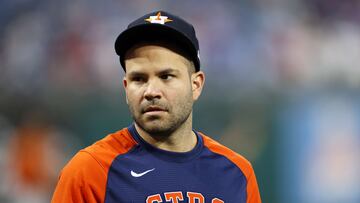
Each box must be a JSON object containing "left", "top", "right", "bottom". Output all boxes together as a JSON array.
[{"left": 146, "top": 191, "right": 224, "bottom": 203}]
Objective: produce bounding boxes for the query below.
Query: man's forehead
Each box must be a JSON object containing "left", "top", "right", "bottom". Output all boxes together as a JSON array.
[
  {"left": 125, "top": 42, "right": 183, "bottom": 58},
  {"left": 125, "top": 65, "right": 180, "bottom": 76},
  {"left": 124, "top": 45, "right": 192, "bottom": 73}
]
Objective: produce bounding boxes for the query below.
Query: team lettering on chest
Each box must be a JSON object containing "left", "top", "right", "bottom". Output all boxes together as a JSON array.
[{"left": 146, "top": 191, "right": 224, "bottom": 203}]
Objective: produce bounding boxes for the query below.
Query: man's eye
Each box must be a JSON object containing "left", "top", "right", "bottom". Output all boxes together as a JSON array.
[
  {"left": 132, "top": 76, "right": 145, "bottom": 82},
  {"left": 160, "top": 74, "right": 174, "bottom": 80}
]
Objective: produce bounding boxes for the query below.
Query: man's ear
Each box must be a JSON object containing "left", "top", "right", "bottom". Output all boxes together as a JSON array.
[
  {"left": 191, "top": 71, "right": 205, "bottom": 101},
  {"left": 123, "top": 77, "right": 129, "bottom": 104},
  {"left": 123, "top": 77, "right": 128, "bottom": 88}
]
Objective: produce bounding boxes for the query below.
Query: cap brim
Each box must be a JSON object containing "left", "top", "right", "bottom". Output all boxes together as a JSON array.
[{"left": 115, "top": 24, "right": 199, "bottom": 71}]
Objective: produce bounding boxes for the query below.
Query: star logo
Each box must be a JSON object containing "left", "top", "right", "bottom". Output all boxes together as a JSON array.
[{"left": 145, "top": 12, "right": 173, "bottom": 24}]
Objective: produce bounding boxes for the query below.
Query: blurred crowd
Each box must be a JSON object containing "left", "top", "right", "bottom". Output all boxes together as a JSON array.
[{"left": 1, "top": 0, "right": 360, "bottom": 202}]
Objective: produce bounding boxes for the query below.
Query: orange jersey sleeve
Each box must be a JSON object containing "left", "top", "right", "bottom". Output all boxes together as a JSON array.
[
  {"left": 202, "top": 134, "right": 262, "bottom": 203},
  {"left": 51, "top": 129, "right": 137, "bottom": 203},
  {"left": 51, "top": 151, "right": 106, "bottom": 203}
]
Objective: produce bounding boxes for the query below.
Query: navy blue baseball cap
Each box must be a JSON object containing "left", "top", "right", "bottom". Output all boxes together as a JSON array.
[{"left": 115, "top": 10, "right": 200, "bottom": 72}]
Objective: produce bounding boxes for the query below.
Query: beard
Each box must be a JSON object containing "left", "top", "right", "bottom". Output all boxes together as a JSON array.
[{"left": 128, "top": 92, "right": 193, "bottom": 137}]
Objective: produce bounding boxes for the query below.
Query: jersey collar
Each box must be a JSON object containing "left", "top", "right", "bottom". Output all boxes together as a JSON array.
[{"left": 127, "top": 123, "right": 204, "bottom": 162}]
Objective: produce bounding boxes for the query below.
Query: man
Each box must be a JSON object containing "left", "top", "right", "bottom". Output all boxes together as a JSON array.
[{"left": 51, "top": 10, "right": 261, "bottom": 203}]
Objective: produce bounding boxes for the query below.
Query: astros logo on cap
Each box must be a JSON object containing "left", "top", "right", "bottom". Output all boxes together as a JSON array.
[{"left": 145, "top": 12, "right": 172, "bottom": 24}]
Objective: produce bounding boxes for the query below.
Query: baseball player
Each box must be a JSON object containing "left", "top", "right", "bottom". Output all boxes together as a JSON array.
[{"left": 51, "top": 10, "right": 261, "bottom": 203}]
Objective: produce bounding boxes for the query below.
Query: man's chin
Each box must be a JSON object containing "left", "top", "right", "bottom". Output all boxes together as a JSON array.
[{"left": 136, "top": 120, "right": 173, "bottom": 136}]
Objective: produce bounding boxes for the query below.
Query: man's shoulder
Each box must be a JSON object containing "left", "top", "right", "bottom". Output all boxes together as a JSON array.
[
  {"left": 199, "top": 132, "right": 255, "bottom": 179},
  {"left": 61, "top": 127, "right": 138, "bottom": 177},
  {"left": 51, "top": 128, "right": 137, "bottom": 202},
  {"left": 84, "top": 127, "right": 138, "bottom": 157}
]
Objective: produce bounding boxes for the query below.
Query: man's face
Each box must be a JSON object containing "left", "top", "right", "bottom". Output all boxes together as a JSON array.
[{"left": 123, "top": 43, "right": 204, "bottom": 136}]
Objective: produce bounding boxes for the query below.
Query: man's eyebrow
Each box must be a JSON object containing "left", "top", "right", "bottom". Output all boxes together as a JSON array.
[
  {"left": 127, "top": 71, "right": 147, "bottom": 77},
  {"left": 157, "top": 68, "right": 180, "bottom": 75},
  {"left": 126, "top": 68, "right": 180, "bottom": 77}
]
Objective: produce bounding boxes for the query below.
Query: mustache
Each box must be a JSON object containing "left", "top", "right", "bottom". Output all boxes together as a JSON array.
[{"left": 141, "top": 101, "right": 169, "bottom": 113}]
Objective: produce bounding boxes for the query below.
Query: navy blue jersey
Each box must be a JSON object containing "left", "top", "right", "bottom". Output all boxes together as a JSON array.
[{"left": 52, "top": 124, "right": 261, "bottom": 203}]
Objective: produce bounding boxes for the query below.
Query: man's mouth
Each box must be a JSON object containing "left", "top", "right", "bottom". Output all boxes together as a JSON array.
[{"left": 143, "top": 106, "right": 167, "bottom": 113}]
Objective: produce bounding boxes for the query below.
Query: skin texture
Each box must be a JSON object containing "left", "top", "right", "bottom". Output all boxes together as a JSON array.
[{"left": 123, "top": 42, "right": 205, "bottom": 152}]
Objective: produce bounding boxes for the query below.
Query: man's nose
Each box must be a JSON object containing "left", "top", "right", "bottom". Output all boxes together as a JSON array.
[{"left": 144, "top": 80, "right": 162, "bottom": 101}]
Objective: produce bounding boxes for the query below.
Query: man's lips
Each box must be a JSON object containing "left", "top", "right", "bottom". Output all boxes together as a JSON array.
[{"left": 142, "top": 106, "right": 167, "bottom": 113}]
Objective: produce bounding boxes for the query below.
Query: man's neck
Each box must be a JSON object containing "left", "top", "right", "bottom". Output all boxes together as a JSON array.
[{"left": 134, "top": 119, "right": 197, "bottom": 153}]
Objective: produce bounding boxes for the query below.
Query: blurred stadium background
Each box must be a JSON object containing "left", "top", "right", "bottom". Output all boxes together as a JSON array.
[{"left": 1, "top": 0, "right": 360, "bottom": 202}]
